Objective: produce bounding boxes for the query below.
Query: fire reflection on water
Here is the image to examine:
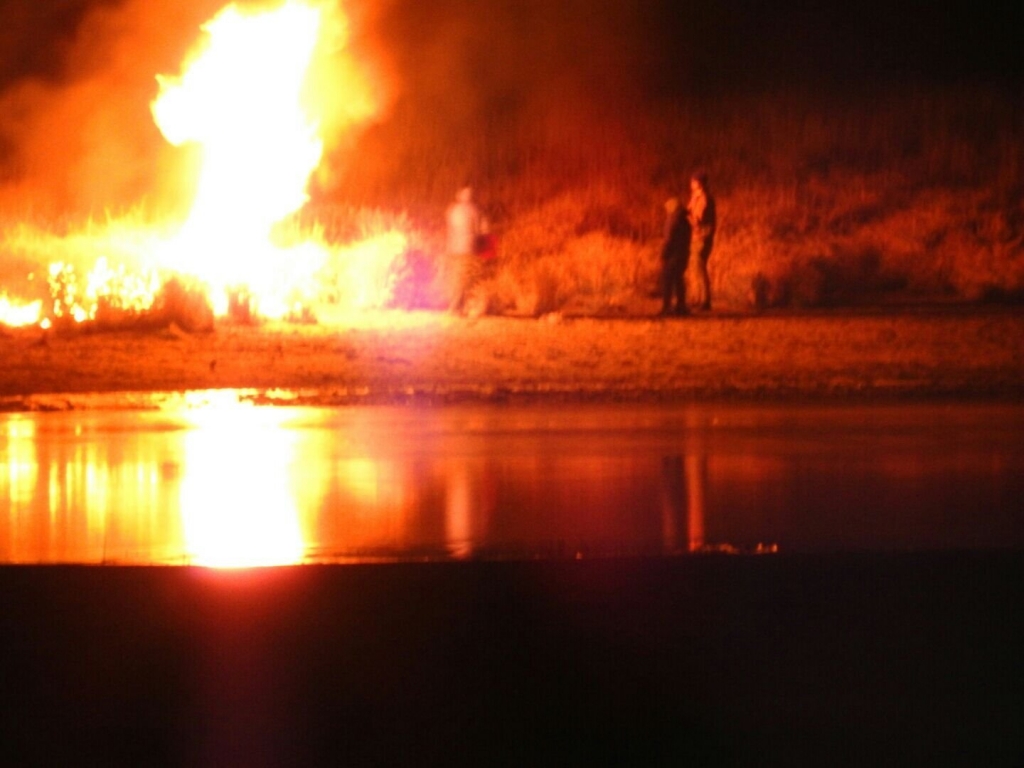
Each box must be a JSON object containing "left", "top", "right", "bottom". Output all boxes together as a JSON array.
[
  {"left": 4, "top": 403, "right": 1019, "bottom": 564},
  {"left": 3, "top": 417, "right": 36, "bottom": 515},
  {"left": 178, "top": 402, "right": 307, "bottom": 568},
  {"left": 0, "top": 404, "right": 714, "bottom": 566},
  {"left": 660, "top": 454, "right": 706, "bottom": 554},
  {"left": 1, "top": 412, "right": 185, "bottom": 563},
  {"left": 444, "top": 458, "right": 498, "bottom": 559}
]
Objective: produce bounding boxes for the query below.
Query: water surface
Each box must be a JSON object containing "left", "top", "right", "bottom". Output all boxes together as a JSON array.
[{"left": 2, "top": 398, "right": 1021, "bottom": 565}]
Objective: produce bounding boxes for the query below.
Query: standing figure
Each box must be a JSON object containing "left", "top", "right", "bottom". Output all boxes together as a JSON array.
[
  {"left": 445, "top": 186, "right": 483, "bottom": 314},
  {"left": 659, "top": 197, "right": 691, "bottom": 316},
  {"left": 686, "top": 170, "right": 716, "bottom": 311}
]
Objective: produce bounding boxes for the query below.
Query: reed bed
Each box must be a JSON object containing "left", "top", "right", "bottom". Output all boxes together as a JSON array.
[{"left": 332, "top": 83, "right": 1024, "bottom": 313}]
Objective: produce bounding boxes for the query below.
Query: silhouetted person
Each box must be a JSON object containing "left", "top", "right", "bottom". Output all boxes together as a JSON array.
[
  {"left": 687, "top": 170, "right": 716, "bottom": 311},
  {"left": 445, "top": 186, "right": 483, "bottom": 314},
  {"left": 659, "top": 197, "right": 691, "bottom": 316}
]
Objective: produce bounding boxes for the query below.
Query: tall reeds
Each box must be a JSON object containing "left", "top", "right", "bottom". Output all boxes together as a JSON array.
[{"left": 334, "top": 82, "right": 1024, "bottom": 312}]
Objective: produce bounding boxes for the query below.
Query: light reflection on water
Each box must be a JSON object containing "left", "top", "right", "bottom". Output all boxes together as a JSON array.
[
  {"left": 178, "top": 403, "right": 306, "bottom": 567},
  {"left": 1, "top": 400, "right": 1022, "bottom": 565}
]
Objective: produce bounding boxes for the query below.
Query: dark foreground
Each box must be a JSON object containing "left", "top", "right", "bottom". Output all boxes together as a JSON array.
[{"left": 2, "top": 556, "right": 1022, "bottom": 766}]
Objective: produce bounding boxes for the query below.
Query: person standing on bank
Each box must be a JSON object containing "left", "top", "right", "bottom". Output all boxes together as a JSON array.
[
  {"left": 686, "top": 170, "right": 716, "bottom": 311},
  {"left": 445, "top": 185, "right": 483, "bottom": 313},
  {"left": 659, "top": 196, "right": 691, "bottom": 316}
]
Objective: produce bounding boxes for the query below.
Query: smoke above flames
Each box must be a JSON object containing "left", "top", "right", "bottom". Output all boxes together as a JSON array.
[{"left": 0, "top": 0, "right": 392, "bottom": 221}]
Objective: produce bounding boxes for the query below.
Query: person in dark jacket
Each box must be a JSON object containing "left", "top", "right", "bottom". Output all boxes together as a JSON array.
[{"left": 660, "top": 196, "right": 692, "bottom": 316}]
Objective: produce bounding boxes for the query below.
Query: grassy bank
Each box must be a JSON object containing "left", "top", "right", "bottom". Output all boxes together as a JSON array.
[{"left": 322, "top": 83, "right": 1024, "bottom": 315}]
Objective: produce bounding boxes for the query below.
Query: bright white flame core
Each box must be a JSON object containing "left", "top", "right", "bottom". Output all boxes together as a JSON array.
[
  {"left": 154, "top": 4, "right": 324, "bottom": 226},
  {"left": 0, "top": 295, "right": 42, "bottom": 327},
  {"left": 151, "top": 1, "right": 330, "bottom": 318}
]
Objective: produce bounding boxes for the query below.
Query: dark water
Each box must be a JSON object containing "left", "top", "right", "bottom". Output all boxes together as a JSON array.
[
  {"left": 2, "top": 396, "right": 1022, "bottom": 565},
  {"left": 3, "top": 397, "right": 1024, "bottom": 766}
]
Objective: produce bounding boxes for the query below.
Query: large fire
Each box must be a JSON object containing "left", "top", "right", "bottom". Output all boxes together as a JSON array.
[
  {"left": 0, "top": 0, "right": 409, "bottom": 330},
  {"left": 152, "top": 1, "right": 332, "bottom": 319}
]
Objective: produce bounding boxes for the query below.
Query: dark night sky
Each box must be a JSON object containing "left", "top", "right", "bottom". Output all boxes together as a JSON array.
[
  {"left": 650, "top": 0, "right": 1024, "bottom": 92},
  {"left": 2, "top": 0, "right": 1020, "bottom": 93},
  {"left": 372, "top": 0, "right": 1023, "bottom": 98}
]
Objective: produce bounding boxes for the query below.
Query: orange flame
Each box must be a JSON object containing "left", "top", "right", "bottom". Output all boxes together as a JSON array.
[
  {"left": 1, "top": 0, "right": 411, "bottom": 329},
  {"left": 151, "top": 1, "right": 332, "bottom": 319},
  {"left": 0, "top": 294, "right": 42, "bottom": 327}
]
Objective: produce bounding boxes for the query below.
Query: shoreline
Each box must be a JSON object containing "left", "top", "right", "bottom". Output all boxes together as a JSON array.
[
  {"left": 3, "top": 385, "right": 1023, "bottom": 414},
  {"left": 2, "top": 305, "right": 1022, "bottom": 406}
]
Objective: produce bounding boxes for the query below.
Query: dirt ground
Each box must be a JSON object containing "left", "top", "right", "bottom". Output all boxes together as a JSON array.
[{"left": 2, "top": 305, "right": 1023, "bottom": 408}]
